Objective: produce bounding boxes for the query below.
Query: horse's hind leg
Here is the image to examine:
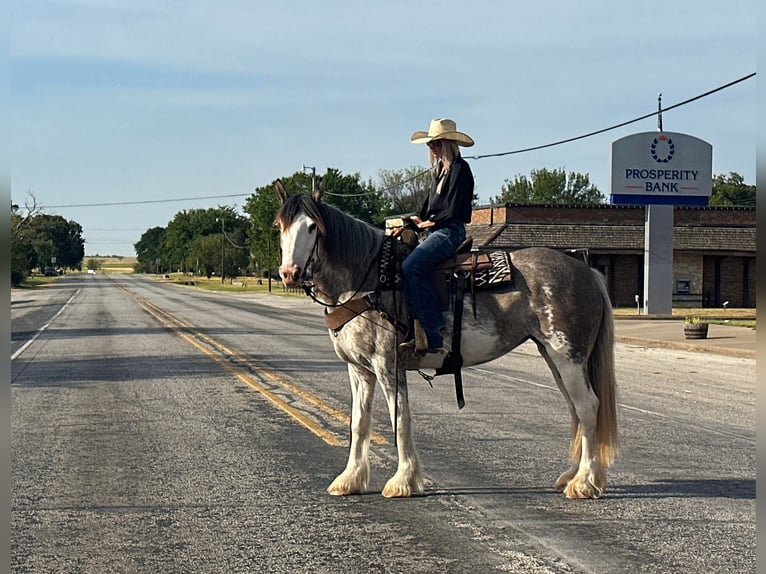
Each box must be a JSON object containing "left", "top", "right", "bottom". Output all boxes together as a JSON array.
[
  {"left": 380, "top": 370, "right": 424, "bottom": 498},
  {"left": 539, "top": 347, "right": 606, "bottom": 499},
  {"left": 327, "top": 364, "right": 375, "bottom": 496}
]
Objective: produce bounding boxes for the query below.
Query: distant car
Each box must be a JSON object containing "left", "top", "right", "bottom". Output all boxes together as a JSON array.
[
  {"left": 43, "top": 266, "right": 58, "bottom": 276},
  {"left": 87, "top": 269, "right": 96, "bottom": 274}
]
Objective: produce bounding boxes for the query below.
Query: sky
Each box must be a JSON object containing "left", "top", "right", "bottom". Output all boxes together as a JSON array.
[{"left": 11, "top": 1, "right": 757, "bottom": 257}]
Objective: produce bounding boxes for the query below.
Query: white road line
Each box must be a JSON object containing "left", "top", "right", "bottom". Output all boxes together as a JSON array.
[
  {"left": 469, "top": 364, "right": 754, "bottom": 442},
  {"left": 11, "top": 289, "right": 80, "bottom": 361},
  {"left": 469, "top": 366, "right": 666, "bottom": 416}
]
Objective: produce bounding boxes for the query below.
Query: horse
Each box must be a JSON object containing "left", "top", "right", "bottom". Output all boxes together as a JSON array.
[{"left": 274, "top": 181, "right": 618, "bottom": 499}]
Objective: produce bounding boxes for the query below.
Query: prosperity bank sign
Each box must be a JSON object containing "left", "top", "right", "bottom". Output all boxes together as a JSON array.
[{"left": 610, "top": 131, "right": 712, "bottom": 205}]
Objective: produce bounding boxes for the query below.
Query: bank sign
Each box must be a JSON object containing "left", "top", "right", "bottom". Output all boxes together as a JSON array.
[{"left": 610, "top": 131, "right": 712, "bottom": 205}]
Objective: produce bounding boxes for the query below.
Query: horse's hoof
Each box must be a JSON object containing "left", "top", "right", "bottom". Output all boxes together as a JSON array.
[
  {"left": 382, "top": 474, "right": 424, "bottom": 498},
  {"left": 382, "top": 484, "right": 419, "bottom": 498},
  {"left": 555, "top": 469, "right": 577, "bottom": 491},
  {"left": 563, "top": 477, "right": 605, "bottom": 499},
  {"left": 327, "top": 472, "right": 367, "bottom": 496},
  {"left": 327, "top": 485, "right": 351, "bottom": 496}
]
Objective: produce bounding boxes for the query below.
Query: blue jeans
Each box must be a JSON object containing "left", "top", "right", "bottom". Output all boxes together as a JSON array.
[{"left": 401, "top": 221, "right": 466, "bottom": 348}]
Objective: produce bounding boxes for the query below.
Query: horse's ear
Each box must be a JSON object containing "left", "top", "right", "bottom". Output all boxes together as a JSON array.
[
  {"left": 275, "top": 179, "right": 288, "bottom": 204},
  {"left": 311, "top": 177, "right": 324, "bottom": 203}
]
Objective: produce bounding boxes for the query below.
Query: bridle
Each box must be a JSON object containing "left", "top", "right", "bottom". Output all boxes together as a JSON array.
[{"left": 288, "top": 226, "right": 381, "bottom": 310}]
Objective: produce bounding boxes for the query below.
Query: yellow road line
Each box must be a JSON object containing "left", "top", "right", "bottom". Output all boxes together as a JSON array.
[{"left": 123, "top": 285, "right": 388, "bottom": 447}]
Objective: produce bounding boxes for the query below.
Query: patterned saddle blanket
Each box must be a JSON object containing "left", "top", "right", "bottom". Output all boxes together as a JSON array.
[
  {"left": 435, "top": 248, "right": 513, "bottom": 288},
  {"left": 380, "top": 232, "right": 513, "bottom": 291}
]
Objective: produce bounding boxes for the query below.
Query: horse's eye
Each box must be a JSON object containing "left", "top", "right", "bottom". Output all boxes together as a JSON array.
[{"left": 308, "top": 222, "right": 317, "bottom": 233}]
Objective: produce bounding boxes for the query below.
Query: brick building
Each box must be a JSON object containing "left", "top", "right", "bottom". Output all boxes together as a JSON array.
[{"left": 467, "top": 204, "right": 756, "bottom": 309}]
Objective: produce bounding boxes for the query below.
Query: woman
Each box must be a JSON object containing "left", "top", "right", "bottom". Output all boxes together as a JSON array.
[{"left": 401, "top": 118, "right": 475, "bottom": 355}]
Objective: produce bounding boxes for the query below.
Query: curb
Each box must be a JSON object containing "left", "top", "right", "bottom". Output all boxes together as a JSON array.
[{"left": 615, "top": 335, "right": 755, "bottom": 359}]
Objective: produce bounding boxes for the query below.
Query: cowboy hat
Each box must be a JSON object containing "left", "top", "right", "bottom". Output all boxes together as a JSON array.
[{"left": 410, "top": 118, "right": 474, "bottom": 147}]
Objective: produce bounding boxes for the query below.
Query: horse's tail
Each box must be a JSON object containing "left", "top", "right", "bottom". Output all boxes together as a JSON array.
[{"left": 587, "top": 269, "right": 619, "bottom": 467}]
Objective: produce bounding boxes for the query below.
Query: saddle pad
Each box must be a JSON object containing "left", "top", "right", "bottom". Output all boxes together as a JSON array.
[
  {"left": 473, "top": 251, "right": 513, "bottom": 287},
  {"left": 434, "top": 250, "right": 512, "bottom": 289}
]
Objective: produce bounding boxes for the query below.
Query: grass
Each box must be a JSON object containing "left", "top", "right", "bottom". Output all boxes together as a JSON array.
[
  {"left": 706, "top": 319, "right": 756, "bottom": 329},
  {"left": 101, "top": 262, "right": 135, "bottom": 273},
  {"left": 12, "top": 275, "right": 62, "bottom": 289},
  {"left": 613, "top": 306, "right": 756, "bottom": 329},
  {"left": 157, "top": 273, "right": 306, "bottom": 297}
]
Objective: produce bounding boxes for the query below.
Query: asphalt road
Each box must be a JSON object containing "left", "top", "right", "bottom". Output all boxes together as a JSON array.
[{"left": 11, "top": 274, "right": 756, "bottom": 573}]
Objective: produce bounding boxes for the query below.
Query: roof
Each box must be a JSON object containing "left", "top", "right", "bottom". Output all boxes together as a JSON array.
[{"left": 467, "top": 223, "right": 756, "bottom": 254}]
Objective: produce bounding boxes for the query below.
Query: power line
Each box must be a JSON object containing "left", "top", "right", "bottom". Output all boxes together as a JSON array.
[
  {"left": 43, "top": 192, "right": 251, "bottom": 209},
  {"left": 334, "top": 73, "right": 756, "bottom": 197},
  {"left": 464, "top": 72, "right": 755, "bottom": 160},
  {"left": 40, "top": 72, "right": 755, "bottom": 206}
]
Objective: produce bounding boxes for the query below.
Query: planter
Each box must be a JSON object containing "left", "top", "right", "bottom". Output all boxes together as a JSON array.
[{"left": 683, "top": 323, "right": 708, "bottom": 339}]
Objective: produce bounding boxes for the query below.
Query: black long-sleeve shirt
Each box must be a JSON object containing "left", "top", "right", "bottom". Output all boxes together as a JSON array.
[{"left": 418, "top": 155, "right": 474, "bottom": 228}]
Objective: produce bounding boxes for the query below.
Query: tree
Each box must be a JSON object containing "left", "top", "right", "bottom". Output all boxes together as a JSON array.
[
  {"left": 86, "top": 258, "right": 103, "bottom": 271},
  {"left": 243, "top": 179, "right": 283, "bottom": 280},
  {"left": 243, "top": 168, "right": 386, "bottom": 280},
  {"left": 134, "top": 226, "right": 166, "bottom": 273},
  {"left": 377, "top": 166, "right": 432, "bottom": 217},
  {"left": 494, "top": 167, "right": 605, "bottom": 205},
  {"left": 11, "top": 195, "right": 40, "bottom": 284},
  {"left": 160, "top": 206, "right": 249, "bottom": 277},
  {"left": 186, "top": 234, "right": 221, "bottom": 279},
  {"left": 709, "top": 172, "right": 755, "bottom": 206},
  {"left": 24, "top": 214, "right": 85, "bottom": 270}
]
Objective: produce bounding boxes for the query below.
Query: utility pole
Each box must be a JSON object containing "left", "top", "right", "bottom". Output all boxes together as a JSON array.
[
  {"left": 303, "top": 165, "right": 316, "bottom": 193},
  {"left": 267, "top": 232, "right": 272, "bottom": 292},
  {"left": 216, "top": 216, "right": 225, "bottom": 284}
]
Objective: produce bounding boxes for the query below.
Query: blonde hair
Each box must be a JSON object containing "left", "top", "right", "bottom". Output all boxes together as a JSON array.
[{"left": 428, "top": 139, "right": 460, "bottom": 172}]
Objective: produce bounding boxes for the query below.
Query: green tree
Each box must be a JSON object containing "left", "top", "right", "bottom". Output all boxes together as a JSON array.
[
  {"left": 23, "top": 214, "right": 85, "bottom": 270},
  {"left": 11, "top": 197, "right": 40, "bottom": 284},
  {"left": 243, "top": 169, "right": 385, "bottom": 279},
  {"left": 709, "top": 172, "right": 755, "bottom": 206},
  {"left": 243, "top": 179, "right": 283, "bottom": 280},
  {"left": 160, "top": 206, "right": 249, "bottom": 277},
  {"left": 134, "top": 226, "right": 166, "bottom": 273},
  {"left": 494, "top": 167, "right": 604, "bottom": 205},
  {"left": 32, "top": 238, "right": 56, "bottom": 269},
  {"left": 86, "top": 258, "right": 103, "bottom": 271},
  {"left": 186, "top": 234, "right": 221, "bottom": 279}
]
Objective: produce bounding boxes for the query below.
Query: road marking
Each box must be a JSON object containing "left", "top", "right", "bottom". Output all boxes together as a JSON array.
[
  {"left": 469, "top": 364, "right": 754, "bottom": 443},
  {"left": 123, "top": 286, "right": 388, "bottom": 448},
  {"left": 11, "top": 289, "right": 80, "bottom": 361}
]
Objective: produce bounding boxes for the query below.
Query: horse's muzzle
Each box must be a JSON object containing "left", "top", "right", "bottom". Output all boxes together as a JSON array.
[{"left": 279, "top": 264, "right": 302, "bottom": 287}]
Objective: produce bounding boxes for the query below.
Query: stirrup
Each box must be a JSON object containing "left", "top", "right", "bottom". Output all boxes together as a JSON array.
[{"left": 413, "top": 319, "right": 429, "bottom": 353}]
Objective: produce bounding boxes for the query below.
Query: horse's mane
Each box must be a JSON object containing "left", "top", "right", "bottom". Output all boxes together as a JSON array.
[{"left": 275, "top": 194, "right": 383, "bottom": 269}]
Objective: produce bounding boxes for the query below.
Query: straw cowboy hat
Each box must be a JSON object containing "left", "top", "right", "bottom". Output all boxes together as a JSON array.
[{"left": 410, "top": 118, "right": 474, "bottom": 147}]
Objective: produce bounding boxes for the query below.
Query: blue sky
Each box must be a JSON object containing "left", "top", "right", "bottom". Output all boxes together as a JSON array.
[{"left": 11, "top": 1, "right": 757, "bottom": 257}]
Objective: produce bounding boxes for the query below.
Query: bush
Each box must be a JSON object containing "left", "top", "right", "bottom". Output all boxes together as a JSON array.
[{"left": 11, "top": 269, "right": 27, "bottom": 286}]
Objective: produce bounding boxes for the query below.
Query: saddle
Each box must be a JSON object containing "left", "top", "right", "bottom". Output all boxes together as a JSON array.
[
  {"left": 393, "top": 231, "right": 515, "bottom": 409},
  {"left": 397, "top": 230, "right": 513, "bottom": 294},
  {"left": 323, "top": 230, "right": 515, "bottom": 409}
]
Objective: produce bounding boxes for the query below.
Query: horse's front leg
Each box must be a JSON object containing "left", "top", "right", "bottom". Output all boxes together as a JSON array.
[
  {"left": 380, "top": 369, "right": 424, "bottom": 498},
  {"left": 327, "top": 363, "right": 375, "bottom": 496}
]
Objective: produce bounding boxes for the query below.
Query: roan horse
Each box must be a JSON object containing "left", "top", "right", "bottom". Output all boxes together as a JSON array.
[{"left": 275, "top": 181, "right": 618, "bottom": 499}]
